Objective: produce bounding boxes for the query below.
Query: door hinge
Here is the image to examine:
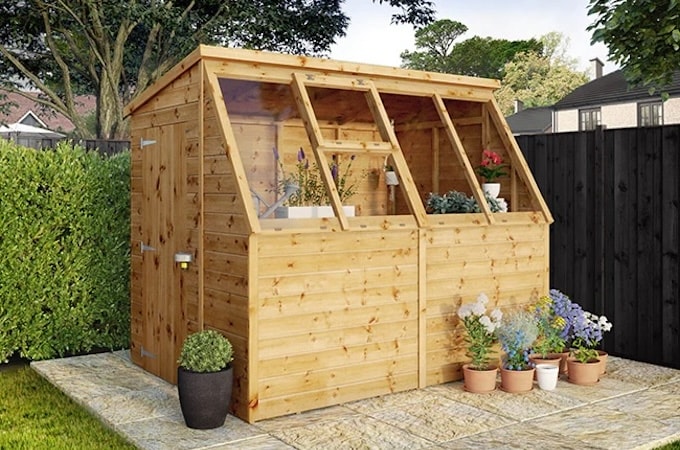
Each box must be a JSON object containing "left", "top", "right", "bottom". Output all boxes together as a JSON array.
[
  {"left": 140, "top": 241, "right": 157, "bottom": 253},
  {"left": 140, "top": 346, "right": 157, "bottom": 359},
  {"left": 140, "top": 138, "right": 157, "bottom": 148}
]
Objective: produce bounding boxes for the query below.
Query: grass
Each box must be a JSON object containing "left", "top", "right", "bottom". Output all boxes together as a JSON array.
[
  {"left": 0, "top": 365, "right": 136, "bottom": 450},
  {"left": 657, "top": 443, "right": 680, "bottom": 450}
]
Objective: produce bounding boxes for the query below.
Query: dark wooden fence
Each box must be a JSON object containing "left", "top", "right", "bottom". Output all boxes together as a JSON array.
[
  {"left": 517, "top": 125, "right": 680, "bottom": 369},
  {"left": 39, "top": 138, "right": 129, "bottom": 156}
]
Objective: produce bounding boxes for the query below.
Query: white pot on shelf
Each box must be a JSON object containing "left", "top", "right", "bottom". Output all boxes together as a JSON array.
[
  {"left": 482, "top": 182, "right": 501, "bottom": 198},
  {"left": 274, "top": 205, "right": 355, "bottom": 218},
  {"left": 385, "top": 171, "right": 399, "bottom": 186}
]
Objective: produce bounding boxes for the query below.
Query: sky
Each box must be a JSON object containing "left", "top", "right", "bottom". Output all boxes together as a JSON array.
[{"left": 330, "top": 0, "right": 616, "bottom": 77}]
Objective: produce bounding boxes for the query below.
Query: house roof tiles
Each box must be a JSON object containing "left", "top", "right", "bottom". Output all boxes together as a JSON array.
[
  {"left": 553, "top": 70, "right": 680, "bottom": 110},
  {"left": 505, "top": 106, "right": 552, "bottom": 135},
  {"left": 0, "top": 90, "right": 96, "bottom": 133}
]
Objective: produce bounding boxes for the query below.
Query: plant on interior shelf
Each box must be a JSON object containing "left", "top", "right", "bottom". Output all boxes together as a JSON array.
[
  {"left": 475, "top": 149, "right": 508, "bottom": 183},
  {"left": 177, "top": 329, "right": 234, "bottom": 429},
  {"left": 426, "top": 190, "right": 505, "bottom": 213},
  {"left": 273, "top": 147, "right": 360, "bottom": 206},
  {"left": 497, "top": 308, "right": 539, "bottom": 371},
  {"left": 458, "top": 293, "right": 503, "bottom": 370}
]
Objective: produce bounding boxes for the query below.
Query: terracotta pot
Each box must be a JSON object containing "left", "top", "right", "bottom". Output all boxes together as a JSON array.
[
  {"left": 529, "top": 353, "right": 562, "bottom": 379},
  {"left": 500, "top": 367, "right": 535, "bottom": 393},
  {"left": 535, "top": 364, "right": 559, "bottom": 391},
  {"left": 597, "top": 350, "right": 608, "bottom": 375},
  {"left": 462, "top": 364, "right": 498, "bottom": 393},
  {"left": 567, "top": 358, "right": 600, "bottom": 385},
  {"left": 558, "top": 350, "right": 571, "bottom": 375}
]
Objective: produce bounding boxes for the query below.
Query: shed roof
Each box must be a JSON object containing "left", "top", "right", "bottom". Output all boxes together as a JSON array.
[{"left": 125, "top": 45, "right": 500, "bottom": 117}]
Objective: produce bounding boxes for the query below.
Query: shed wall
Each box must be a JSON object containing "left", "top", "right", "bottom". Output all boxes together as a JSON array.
[
  {"left": 424, "top": 214, "right": 549, "bottom": 384},
  {"left": 252, "top": 227, "right": 420, "bottom": 421},
  {"left": 202, "top": 87, "right": 253, "bottom": 418}
]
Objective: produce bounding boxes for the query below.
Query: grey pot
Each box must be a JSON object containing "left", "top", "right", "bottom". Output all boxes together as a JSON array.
[{"left": 177, "top": 365, "right": 233, "bottom": 429}]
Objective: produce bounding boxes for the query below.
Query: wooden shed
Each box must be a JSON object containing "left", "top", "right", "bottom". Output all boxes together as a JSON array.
[{"left": 125, "top": 45, "right": 553, "bottom": 423}]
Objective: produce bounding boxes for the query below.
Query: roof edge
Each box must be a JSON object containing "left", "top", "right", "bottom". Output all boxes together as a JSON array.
[
  {"left": 125, "top": 45, "right": 501, "bottom": 116},
  {"left": 124, "top": 46, "right": 203, "bottom": 117}
]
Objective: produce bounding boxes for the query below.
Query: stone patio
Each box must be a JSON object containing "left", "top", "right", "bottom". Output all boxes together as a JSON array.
[{"left": 31, "top": 351, "right": 680, "bottom": 450}]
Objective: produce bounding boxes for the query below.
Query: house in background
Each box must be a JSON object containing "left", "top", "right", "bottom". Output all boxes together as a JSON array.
[
  {"left": 0, "top": 90, "right": 97, "bottom": 133},
  {"left": 505, "top": 101, "right": 553, "bottom": 136},
  {"left": 552, "top": 59, "right": 680, "bottom": 132}
]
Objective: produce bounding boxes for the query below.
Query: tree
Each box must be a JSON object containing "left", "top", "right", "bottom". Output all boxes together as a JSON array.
[
  {"left": 0, "top": 0, "right": 435, "bottom": 139},
  {"left": 495, "top": 33, "right": 589, "bottom": 115},
  {"left": 401, "top": 19, "right": 542, "bottom": 79},
  {"left": 400, "top": 20, "right": 469, "bottom": 72},
  {"left": 588, "top": 0, "right": 680, "bottom": 90}
]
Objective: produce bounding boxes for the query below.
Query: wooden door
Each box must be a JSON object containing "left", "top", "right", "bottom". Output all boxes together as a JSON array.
[{"left": 137, "top": 124, "right": 187, "bottom": 383}]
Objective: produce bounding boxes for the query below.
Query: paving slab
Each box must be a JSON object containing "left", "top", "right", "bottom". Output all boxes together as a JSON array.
[{"left": 31, "top": 351, "right": 680, "bottom": 450}]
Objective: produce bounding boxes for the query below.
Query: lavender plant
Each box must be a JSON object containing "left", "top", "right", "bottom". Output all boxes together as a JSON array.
[{"left": 273, "top": 147, "right": 360, "bottom": 206}]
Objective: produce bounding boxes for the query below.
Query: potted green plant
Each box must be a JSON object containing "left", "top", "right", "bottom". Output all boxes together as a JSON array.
[
  {"left": 457, "top": 293, "right": 503, "bottom": 393},
  {"left": 426, "top": 190, "right": 506, "bottom": 214},
  {"left": 497, "top": 308, "right": 539, "bottom": 392},
  {"left": 529, "top": 295, "right": 567, "bottom": 390},
  {"left": 177, "top": 329, "right": 234, "bottom": 429},
  {"left": 273, "top": 147, "right": 360, "bottom": 218}
]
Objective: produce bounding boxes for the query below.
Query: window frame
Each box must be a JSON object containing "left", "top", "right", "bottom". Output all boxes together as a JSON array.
[
  {"left": 638, "top": 101, "right": 663, "bottom": 127},
  {"left": 579, "top": 107, "right": 601, "bottom": 131}
]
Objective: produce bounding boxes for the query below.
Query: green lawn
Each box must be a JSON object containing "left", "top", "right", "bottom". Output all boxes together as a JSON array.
[{"left": 0, "top": 365, "right": 136, "bottom": 450}]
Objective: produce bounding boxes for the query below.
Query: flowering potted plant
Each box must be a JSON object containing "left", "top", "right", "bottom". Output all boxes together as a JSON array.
[
  {"left": 530, "top": 295, "right": 567, "bottom": 390},
  {"left": 273, "top": 147, "right": 359, "bottom": 218},
  {"left": 549, "top": 289, "right": 613, "bottom": 383},
  {"left": 475, "top": 149, "right": 508, "bottom": 198},
  {"left": 531, "top": 295, "right": 567, "bottom": 360},
  {"left": 568, "top": 311, "right": 613, "bottom": 384},
  {"left": 497, "top": 308, "right": 539, "bottom": 392},
  {"left": 457, "top": 293, "right": 502, "bottom": 392}
]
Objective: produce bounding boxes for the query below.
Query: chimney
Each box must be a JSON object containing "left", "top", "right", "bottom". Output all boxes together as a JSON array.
[
  {"left": 514, "top": 99, "right": 524, "bottom": 114},
  {"left": 590, "top": 58, "right": 604, "bottom": 79}
]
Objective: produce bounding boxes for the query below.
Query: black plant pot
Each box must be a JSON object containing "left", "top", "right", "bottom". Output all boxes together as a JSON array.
[{"left": 177, "top": 365, "right": 233, "bottom": 429}]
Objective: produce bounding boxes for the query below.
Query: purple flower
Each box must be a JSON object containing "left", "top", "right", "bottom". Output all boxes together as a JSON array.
[
  {"left": 273, "top": 147, "right": 280, "bottom": 161},
  {"left": 297, "top": 148, "right": 305, "bottom": 162},
  {"left": 331, "top": 163, "right": 338, "bottom": 180}
]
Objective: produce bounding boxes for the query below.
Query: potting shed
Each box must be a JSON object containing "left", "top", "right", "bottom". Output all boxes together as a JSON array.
[{"left": 125, "top": 45, "right": 553, "bottom": 423}]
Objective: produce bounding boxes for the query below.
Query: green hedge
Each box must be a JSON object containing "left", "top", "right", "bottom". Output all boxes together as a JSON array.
[{"left": 0, "top": 140, "right": 130, "bottom": 361}]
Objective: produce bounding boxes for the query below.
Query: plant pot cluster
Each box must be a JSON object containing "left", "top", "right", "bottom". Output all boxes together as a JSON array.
[{"left": 459, "top": 290, "right": 612, "bottom": 394}]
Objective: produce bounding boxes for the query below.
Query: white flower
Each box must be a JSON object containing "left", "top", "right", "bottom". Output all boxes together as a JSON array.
[
  {"left": 598, "top": 315, "right": 613, "bottom": 332},
  {"left": 479, "top": 315, "right": 496, "bottom": 334},
  {"left": 490, "top": 308, "right": 503, "bottom": 324},
  {"left": 458, "top": 303, "right": 472, "bottom": 319},
  {"left": 470, "top": 302, "right": 485, "bottom": 316},
  {"left": 476, "top": 293, "right": 489, "bottom": 305}
]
